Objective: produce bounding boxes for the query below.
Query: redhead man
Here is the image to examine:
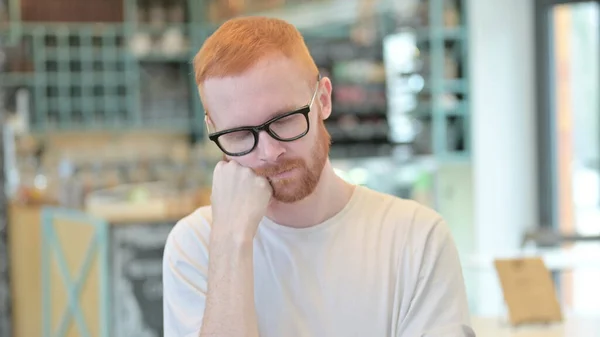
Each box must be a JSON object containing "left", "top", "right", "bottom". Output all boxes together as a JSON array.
[{"left": 162, "top": 16, "right": 475, "bottom": 337}]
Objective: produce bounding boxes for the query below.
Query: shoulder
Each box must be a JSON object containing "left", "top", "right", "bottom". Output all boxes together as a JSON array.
[
  {"left": 169, "top": 205, "right": 213, "bottom": 239},
  {"left": 355, "top": 186, "right": 450, "bottom": 244},
  {"left": 356, "top": 188, "right": 460, "bottom": 279},
  {"left": 357, "top": 186, "right": 444, "bottom": 227},
  {"left": 163, "top": 207, "right": 212, "bottom": 335},
  {"left": 164, "top": 205, "right": 213, "bottom": 264}
]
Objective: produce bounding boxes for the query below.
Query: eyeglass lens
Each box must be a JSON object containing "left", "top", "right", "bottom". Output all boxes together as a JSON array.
[{"left": 218, "top": 112, "right": 308, "bottom": 154}]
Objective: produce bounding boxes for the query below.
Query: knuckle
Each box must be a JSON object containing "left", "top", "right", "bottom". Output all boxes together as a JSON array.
[
  {"left": 255, "top": 176, "right": 268, "bottom": 188},
  {"left": 225, "top": 160, "right": 238, "bottom": 172},
  {"left": 215, "top": 161, "right": 226, "bottom": 172},
  {"left": 235, "top": 165, "right": 249, "bottom": 176}
]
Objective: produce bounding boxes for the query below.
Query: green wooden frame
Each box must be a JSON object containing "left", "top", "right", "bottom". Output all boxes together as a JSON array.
[{"left": 41, "top": 207, "right": 110, "bottom": 337}]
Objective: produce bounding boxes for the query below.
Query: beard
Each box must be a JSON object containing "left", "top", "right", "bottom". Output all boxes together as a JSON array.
[{"left": 253, "top": 121, "right": 331, "bottom": 203}]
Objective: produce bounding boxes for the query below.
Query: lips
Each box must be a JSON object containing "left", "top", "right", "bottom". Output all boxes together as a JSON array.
[
  {"left": 255, "top": 159, "right": 304, "bottom": 180},
  {"left": 269, "top": 167, "right": 297, "bottom": 180}
]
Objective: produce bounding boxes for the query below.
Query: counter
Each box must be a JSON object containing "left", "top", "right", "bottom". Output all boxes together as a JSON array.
[
  {"left": 7, "top": 181, "right": 210, "bottom": 337},
  {"left": 39, "top": 206, "right": 197, "bottom": 337},
  {"left": 472, "top": 316, "right": 600, "bottom": 337}
]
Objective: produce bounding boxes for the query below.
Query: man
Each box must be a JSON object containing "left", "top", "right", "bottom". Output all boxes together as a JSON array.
[{"left": 163, "top": 16, "right": 475, "bottom": 337}]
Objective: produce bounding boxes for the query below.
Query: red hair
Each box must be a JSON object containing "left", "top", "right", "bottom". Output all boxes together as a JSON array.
[{"left": 193, "top": 16, "right": 318, "bottom": 87}]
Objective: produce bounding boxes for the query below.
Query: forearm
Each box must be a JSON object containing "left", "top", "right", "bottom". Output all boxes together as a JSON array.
[{"left": 200, "top": 237, "right": 259, "bottom": 337}]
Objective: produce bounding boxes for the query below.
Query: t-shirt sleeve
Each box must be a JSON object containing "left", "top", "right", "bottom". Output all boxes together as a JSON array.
[
  {"left": 163, "top": 213, "right": 211, "bottom": 337},
  {"left": 396, "top": 215, "right": 475, "bottom": 337}
]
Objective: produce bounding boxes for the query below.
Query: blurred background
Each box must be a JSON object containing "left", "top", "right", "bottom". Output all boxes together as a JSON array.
[{"left": 0, "top": 0, "right": 599, "bottom": 336}]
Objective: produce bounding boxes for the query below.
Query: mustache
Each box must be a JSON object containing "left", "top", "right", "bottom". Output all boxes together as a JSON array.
[
  {"left": 254, "top": 158, "right": 304, "bottom": 177},
  {"left": 221, "top": 155, "right": 304, "bottom": 177}
]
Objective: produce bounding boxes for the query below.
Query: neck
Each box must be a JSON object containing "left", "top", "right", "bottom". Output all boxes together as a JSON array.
[{"left": 265, "top": 159, "right": 355, "bottom": 228}]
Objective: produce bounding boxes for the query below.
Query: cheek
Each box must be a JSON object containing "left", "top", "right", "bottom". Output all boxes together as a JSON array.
[
  {"left": 290, "top": 115, "right": 325, "bottom": 157},
  {"left": 293, "top": 133, "right": 318, "bottom": 157},
  {"left": 226, "top": 154, "right": 259, "bottom": 169},
  {"left": 309, "top": 109, "right": 323, "bottom": 127}
]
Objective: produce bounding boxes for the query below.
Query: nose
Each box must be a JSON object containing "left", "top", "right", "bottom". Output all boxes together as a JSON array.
[{"left": 256, "top": 131, "right": 285, "bottom": 162}]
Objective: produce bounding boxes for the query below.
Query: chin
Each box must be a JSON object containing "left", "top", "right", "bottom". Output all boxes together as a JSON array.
[
  {"left": 272, "top": 193, "right": 311, "bottom": 204},
  {"left": 271, "top": 182, "right": 314, "bottom": 204}
]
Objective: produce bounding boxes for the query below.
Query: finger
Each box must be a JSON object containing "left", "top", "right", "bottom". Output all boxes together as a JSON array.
[
  {"left": 225, "top": 159, "right": 241, "bottom": 168},
  {"left": 212, "top": 162, "right": 225, "bottom": 180},
  {"left": 255, "top": 176, "right": 268, "bottom": 189},
  {"left": 258, "top": 177, "right": 273, "bottom": 195},
  {"left": 214, "top": 160, "right": 226, "bottom": 171}
]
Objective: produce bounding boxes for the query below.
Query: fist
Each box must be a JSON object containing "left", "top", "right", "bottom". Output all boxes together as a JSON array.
[{"left": 210, "top": 160, "right": 272, "bottom": 240}]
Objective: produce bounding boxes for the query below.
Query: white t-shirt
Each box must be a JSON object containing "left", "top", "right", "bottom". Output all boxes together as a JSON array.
[{"left": 163, "top": 185, "right": 475, "bottom": 337}]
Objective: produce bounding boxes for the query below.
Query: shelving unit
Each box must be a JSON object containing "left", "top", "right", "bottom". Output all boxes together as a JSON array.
[
  {"left": 304, "top": 14, "right": 396, "bottom": 159},
  {"left": 385, "top": 0, "right": 470, "bottom": 161},
  {"left": 1, "top": 0, "right": 470, "bottom": 159},
  {"left": 0, "top": 0, "right": 208, "bottom": 135}
]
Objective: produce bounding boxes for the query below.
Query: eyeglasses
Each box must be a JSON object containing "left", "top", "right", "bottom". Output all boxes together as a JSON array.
[{"left": 207, "top": 75, "right": 321, "bottom": 157}]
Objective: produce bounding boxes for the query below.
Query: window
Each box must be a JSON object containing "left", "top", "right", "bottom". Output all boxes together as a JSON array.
[{"left": 536, "top": 0, "right": 600, "bottom": 315}]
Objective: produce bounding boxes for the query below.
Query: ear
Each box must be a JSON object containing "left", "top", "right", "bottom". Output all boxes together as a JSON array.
[{"left": 318, "top": 77, "right": 333, "bottom": 120}]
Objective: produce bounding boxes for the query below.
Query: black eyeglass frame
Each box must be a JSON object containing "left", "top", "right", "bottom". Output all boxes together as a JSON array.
[{"left": 207, "top": 75, "right": 321, "bottom": 157}]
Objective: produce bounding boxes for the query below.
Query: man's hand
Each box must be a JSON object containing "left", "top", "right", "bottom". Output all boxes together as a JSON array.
[
  {"left": 198, "top": 160, "right": 267, "bottom": 337},
  {"left": 210, "top": 160, "right": 272, "bottom": 241}
]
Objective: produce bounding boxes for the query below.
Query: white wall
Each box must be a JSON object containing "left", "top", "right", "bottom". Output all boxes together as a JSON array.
[{"left": 468, "top": 0, "right": 538, "bottom": 315}]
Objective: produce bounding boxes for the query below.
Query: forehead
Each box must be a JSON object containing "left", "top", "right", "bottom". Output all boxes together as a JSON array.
[{"left": 202, "top": 56, "right": 312, "bottom": 130}]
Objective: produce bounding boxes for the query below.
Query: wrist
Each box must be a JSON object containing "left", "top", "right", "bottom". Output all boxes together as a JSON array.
[
  {"left": 210, "top": 222, "right": 256, "bottom": 249},
  {"left": 209, "top": 235, "right": 254, "bottom": 266}
]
